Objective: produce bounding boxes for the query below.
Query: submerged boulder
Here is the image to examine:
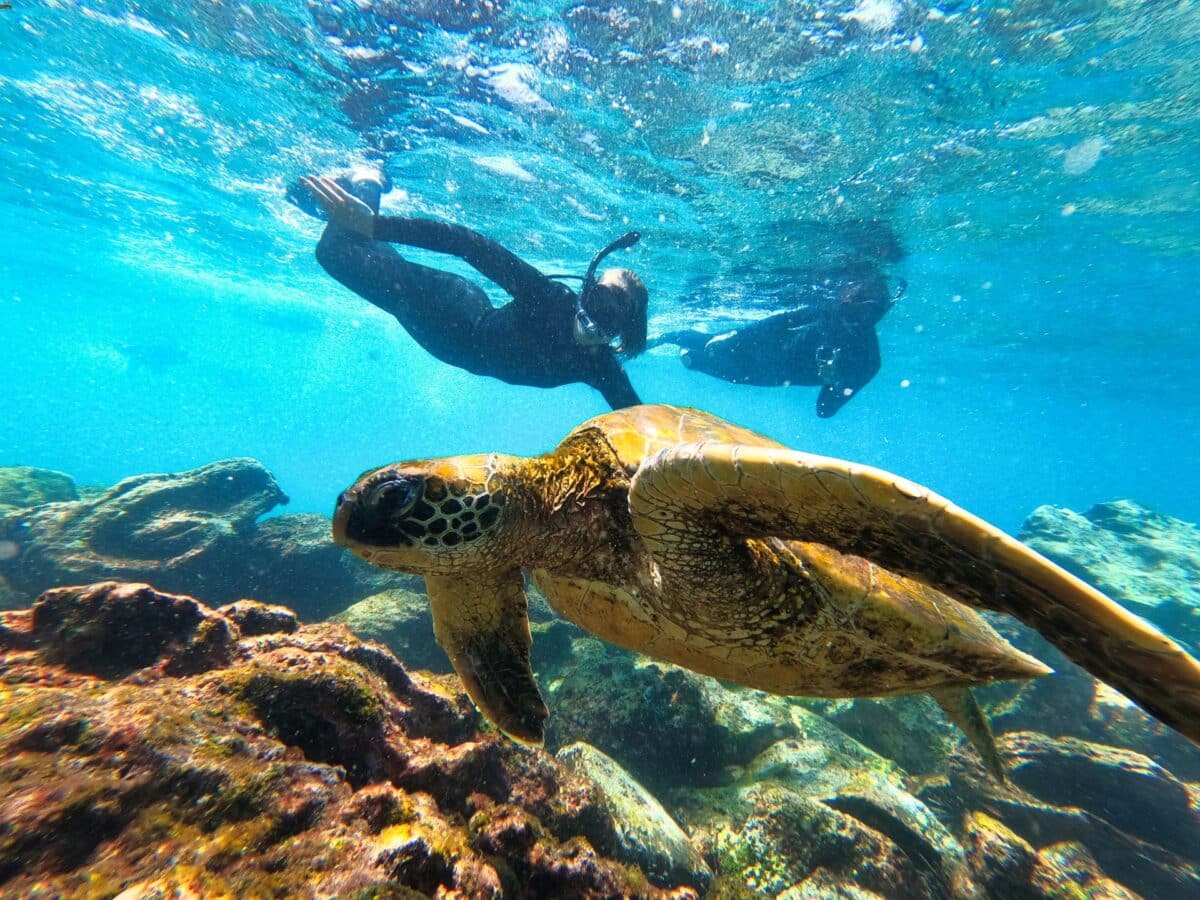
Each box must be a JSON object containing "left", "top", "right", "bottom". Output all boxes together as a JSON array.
[
  {"left": 801, "top": 694, "right": 959, "bottom": 776},
  {"left": 1019, "top": 499, "right": 1200, "bottom": 649},
  {"left": 948, "top": 730, "right": 1200, "bottom": 898},
  {"left": 557, "top": 742, "right": 712, "bottom": 890},
  {"left": 675, "top": 711, "right": 976, "bottom": 898},
  {"left": 983, "top": 636, "right": 1200, "bottom": 782},
  {"left": 0, "top": 460, "right": 411, "bottom": 617},
  {"left": 0, "top": 581, "right": 705, "bottom": 897},
  {"left": 0, "top": 465, "right": 78, "bottom": 513},
  {"left": 0, "top": 458, "right": 286, "bottom": 605},
  {"left": 332, "top": 585, "right": 453, "bottom": 673},
  {"left": 961, "top": 811, "right": 1039, "bottom": 898},
  {"left": 545, "top": 640, "right": 800, "bottom": 792}
]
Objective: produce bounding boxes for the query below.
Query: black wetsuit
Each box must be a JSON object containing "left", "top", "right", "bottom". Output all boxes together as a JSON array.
[
  {"left": 657, "top": 278, "right": 893, "bottom": 418},
  {"left": 315, "top": 218, "right": 641, "bottom": 409}
]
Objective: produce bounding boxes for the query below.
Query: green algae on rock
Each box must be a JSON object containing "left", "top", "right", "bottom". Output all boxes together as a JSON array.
[
  {"left": 1020, "top": 499, "right": 1200, "bottom": 650},
  {"left": 0, "top": 581, "right": 704, "bottom": 898},
  {"left": 0, "top": 460, "right": 412, "bottom": 617},
  {"left": 675, "top": 708, "right": 975, "bottom": 898},
  {"left": 0, "top": 465, "right": 78, "bottom": 514},
  {"left": 546, "top": 640, "right": 800, "bottom": 793},
  {"left": 948, "top": 730, "right": 1200, "bottom": 897}
]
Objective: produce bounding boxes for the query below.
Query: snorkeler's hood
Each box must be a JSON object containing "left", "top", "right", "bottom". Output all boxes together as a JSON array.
[
  {"left": 572, "top": 231, "right": 642, "bottom": 350},
  {"left": 581, "top": 231, "right": 641, "bottom": 298}
]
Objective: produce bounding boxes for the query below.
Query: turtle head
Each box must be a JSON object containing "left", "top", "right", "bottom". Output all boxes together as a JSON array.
[{"left": 333, "top": 454, "right": 522, "bottom": 575}]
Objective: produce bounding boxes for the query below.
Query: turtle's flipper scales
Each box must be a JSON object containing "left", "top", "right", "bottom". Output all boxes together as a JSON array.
[
  {"left": 630, "top": 442, "right": 1200, "bottom": 746},
  {"left": 425, "top": 569, "right": 547, "bottom": 744}
]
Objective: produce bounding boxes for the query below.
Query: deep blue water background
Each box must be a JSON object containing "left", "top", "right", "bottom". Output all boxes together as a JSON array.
[{"left": 2, "top": 0, "right": 1198, "bottom": 534}]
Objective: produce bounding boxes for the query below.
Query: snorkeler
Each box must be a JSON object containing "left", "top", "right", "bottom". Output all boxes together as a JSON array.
[
  {"left": 653, "top": 271, "right": 903, "bottom": 418},
  {"left": 297, "top": 170, "right": 648, "bottom": 410}
]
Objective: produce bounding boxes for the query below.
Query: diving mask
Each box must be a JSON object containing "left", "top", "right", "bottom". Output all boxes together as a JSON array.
[{"left": 573, "top": 304, "right": 623, "bottom": 351}]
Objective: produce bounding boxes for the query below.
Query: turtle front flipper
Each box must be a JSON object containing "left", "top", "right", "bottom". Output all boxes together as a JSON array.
[
  {"left": 629, "top": 442, "right": 1200, "bottom": 746},
  {"left": 425, "top": 570, "right": 548, "bottom": 744}
]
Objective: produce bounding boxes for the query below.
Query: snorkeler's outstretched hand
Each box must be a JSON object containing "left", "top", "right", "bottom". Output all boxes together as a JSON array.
[{"left": 301, "top": 175, "right": 375, "bottom": 238}]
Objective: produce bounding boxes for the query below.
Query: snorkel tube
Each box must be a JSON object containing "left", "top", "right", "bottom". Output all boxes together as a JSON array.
[{"left": 574, "top": 231, "right": 641, "bottom": 349}]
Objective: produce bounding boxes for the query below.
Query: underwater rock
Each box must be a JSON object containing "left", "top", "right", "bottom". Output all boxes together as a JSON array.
[
  {"left": 239, "top": 512, "right": 415, "bottom": 620},
  {"left": 801, "top": 694, "right": 959, "bottom": 776},
  {"left": 0, "top": 581, "right": 705, "bottom": 897},
  {"left": 775, "top": 872, "right": 891, "bottom": 899},
  {"left": 948, "top": 730, "right": 1200, "bottom": 897},
  {"left": 961, "top": 811, "right": 1038, "bottom": 898},
  {"left": 961, "top": 813, "right": 1141, "bottom": 899},
  {"left": 0, "top": 465, "right": 78, "bottom": 513},
  {"left": 0, "top": 460, "right": 411, "bottom": 616},
  {"left": 675, "top": 710, "right": 976, "bottom": 898},
  {"left": 557, "top": 742, "right": 713, "bottom": 890},
  {"left": 33, "top": 581, "right": 238, "bottom": 677},
  {"left": 1029, "top": 842, "right": 1141, "bottom": 899},
  {"left": 983, "top": 634, "right": 1200, "bottom": 782},
  {"left": 217, "top": 598, "right": 299, "bottom": 636},
  {"left": 1020, "top": 500, "right": 1200, "bottom": 649},
  {"left": 332, "top": 585, "right": 453, "bottom": 674},
  {"left": 545, "top": 640, "right": 800, "bottom": 793},
  {"left": 333, "top": 583, "right": 582, "bottom": 677},
  {"left": 0, "top": 458, "right": 287, "bottom": 605}
]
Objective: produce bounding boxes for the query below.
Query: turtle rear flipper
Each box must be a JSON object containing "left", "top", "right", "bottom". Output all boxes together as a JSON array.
[
  {"left": 426, "top": 570, "right": 548, "bottom": 744},
  {"left": 629, "top": 442, "right": 1200, "bottom": 746},
  {"left": 930, "top": 687, "right": 1006, "bottom": 782}
]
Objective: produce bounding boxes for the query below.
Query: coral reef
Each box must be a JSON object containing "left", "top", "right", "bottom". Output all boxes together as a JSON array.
[
  {"left": 0, "top": 581, "right": 704, "bottom": 898},
  {"left": 0, "top": 459, "right": 409, "bottom": 616},
  {"left": 5, "top": 460, "right": 1200, "bottom": 899}
]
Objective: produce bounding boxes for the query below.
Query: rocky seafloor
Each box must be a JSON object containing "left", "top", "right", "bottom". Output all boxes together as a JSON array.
[{"left": 0, "top": 461, "right": 1198, "bottom": 898}]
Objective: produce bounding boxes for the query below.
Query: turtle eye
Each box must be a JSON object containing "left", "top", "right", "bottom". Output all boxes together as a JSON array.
[{"left": 366, "top": 478, "right": 419, "bottom": 519}]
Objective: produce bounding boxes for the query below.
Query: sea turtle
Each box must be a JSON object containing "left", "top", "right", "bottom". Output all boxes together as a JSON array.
[{"left": 332, "top": 404, "right": 1200, "bottom": 771}]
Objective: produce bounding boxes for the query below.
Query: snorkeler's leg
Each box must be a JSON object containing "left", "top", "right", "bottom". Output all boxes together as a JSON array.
[{"left": 315, "top": 225, "right": 491, "bottom": 368}]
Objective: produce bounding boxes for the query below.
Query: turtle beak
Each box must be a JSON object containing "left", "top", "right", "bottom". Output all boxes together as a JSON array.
[{"left": 332, "top": 488, "right": 356, "bottom": 547}]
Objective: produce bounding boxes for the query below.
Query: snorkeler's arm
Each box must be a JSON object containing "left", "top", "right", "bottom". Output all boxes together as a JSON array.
[
  {"left": 816, "top": 330, "right": 881, "bottom": 418},
  {"left": 591, "top": 355, "right": 641, "bottom": 410},
  {"left": 372, "top": 217, "right": 552, "bottom": 298}
]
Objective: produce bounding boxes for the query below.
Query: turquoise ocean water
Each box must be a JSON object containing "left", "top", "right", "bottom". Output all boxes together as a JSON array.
[
  {"left": 3, "top": 4, "right": 1200, "bottom": 897},
  {"left": 2, "top": 0, "right": 1198, "bottom": 531}
]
